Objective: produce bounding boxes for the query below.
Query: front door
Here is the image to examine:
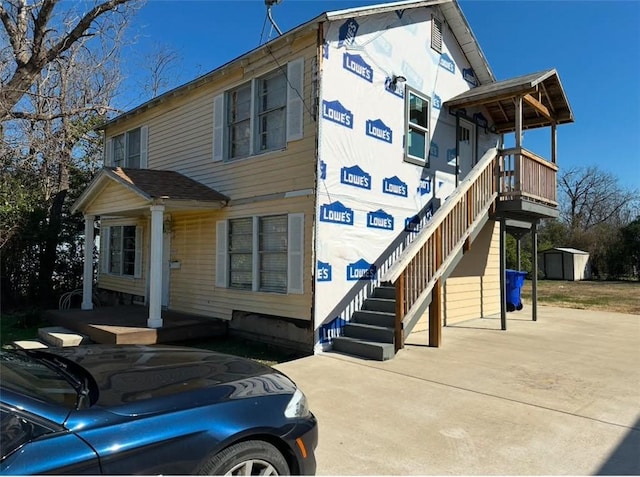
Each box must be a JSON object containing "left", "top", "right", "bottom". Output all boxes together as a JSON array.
[
  {"left": 162, "top": 231, "right": 171, "bottom": 307},
  {"left": 458, "top": 118, "right": 476, "bottom": 179}
]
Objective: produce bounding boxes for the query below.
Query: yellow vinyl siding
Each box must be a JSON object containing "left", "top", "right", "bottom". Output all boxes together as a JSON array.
[
  {"left": 444, "top": 220, "right": 500, "bottom": 325},
  {"left": 105, "top": 28, "right": 318, "bottom": 202},
  {"left": 85, "top": 181, "right": 149, "bottom": 216},
  {"left": 97, "top": 218, "right": 148, "bottom": 298},
  {"left": 168, "top": 195, "right": 314, "bottom": 321}
]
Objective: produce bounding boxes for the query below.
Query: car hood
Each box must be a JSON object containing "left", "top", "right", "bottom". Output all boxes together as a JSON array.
[{"left": 45, "top": 345, "right": 294, "bottom": 410}]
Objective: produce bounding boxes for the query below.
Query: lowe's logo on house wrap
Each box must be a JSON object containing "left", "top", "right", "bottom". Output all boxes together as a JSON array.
[
  {"left": 343, "top": 53, "right": 373, "bottom": 83},
  {"left": 317, "top": 261, "right": 332, "bottom": 282},
  {"left": 463, "top": 68, "right": 478, "bottom": 87},
  {"left": 323, "top": 41, "right": 329, "bottom": 59},
  {"left": 430, "top": 141, "right": 439, "bottom": 158},
  {"left": 367, "top": 209, "right": 394, "bottom": 231},
  {"left": 401, "top": 61, "right": 423, "bottom": 90},
  {"left": 341, "top": 165, "right": 371, "bottom": 190},
  {"left": 372, "top": 35, "right": 392, "bottom": 57},
  {"left": 338, "top": 19, "right": 359, "bottom": 47},
  {"left": 320, "top": 201, "right": 354, "bottom": 225},
  {"left": 439, "top": 53, "right": 455, "bottom": 74},
  {"left": 405, "top": 205, "right": 434, "bottom": 232},
  {"left": 322, "top": 100, "right": 353, "bottom": 129},
  {"left": 320, "top": 160, "right": 327, "bottom": 180},
  {"left": 347, "top": 259, "right": 377, "bottom": 281},
  {"left": 383, "top": 176, "right": 408, "bottom": 197},
  {"left": 418, "top": 177, "right": 432, "bottom": 196},
  {"left": 474, "top": 112, "right": 488, "bottom": 129},
  {"left": 447, "top": 148, "right": 457, "bottom": 165},
  {"left": 433, "top": 94, "right": 442, "bottom": 110},
  {"left": 319, "top": 317, "right": 345, "bottom": 344},
  {"left": 366, "top": 119, "right": 393, "bottom": 144}
]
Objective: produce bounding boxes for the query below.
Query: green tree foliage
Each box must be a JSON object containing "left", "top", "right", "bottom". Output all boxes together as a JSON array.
[{"left": 520, "top": 167, "right": 639, "bottom": 280}]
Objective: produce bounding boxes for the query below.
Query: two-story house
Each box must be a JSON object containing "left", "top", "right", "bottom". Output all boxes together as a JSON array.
[{"left": 72, "top": 0, "right": 573, "bottom": 360}]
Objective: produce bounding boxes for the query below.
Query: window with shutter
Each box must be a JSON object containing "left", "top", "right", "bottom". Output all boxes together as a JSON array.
[
  {"left": 221, "top": 213, "right": 304, "bottom": 294},
  {"left": 106, "top": 127, "right": 148, "bottom": 168},
  {"left": 218, "top": 58, "right": 304, "bottom": 161}
]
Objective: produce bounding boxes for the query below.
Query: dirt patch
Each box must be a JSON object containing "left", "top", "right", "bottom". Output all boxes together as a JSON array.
[{"left": 521, "top": 280, "right": 640, "bottom": 315}]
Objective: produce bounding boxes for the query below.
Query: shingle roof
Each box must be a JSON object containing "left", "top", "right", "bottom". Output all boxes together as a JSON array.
[{"left": 109, "top": 168, "right": 229, "bottom": 202}]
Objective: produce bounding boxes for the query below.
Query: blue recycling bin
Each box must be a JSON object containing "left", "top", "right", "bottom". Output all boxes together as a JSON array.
[{"left": 505, "top": 269, "right": 526, "bottom": 312}]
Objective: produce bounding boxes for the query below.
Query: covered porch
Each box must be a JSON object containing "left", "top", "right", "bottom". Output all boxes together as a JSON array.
[
  {"left": 446, "top": 68, "right": 574, "bottom": 332},
  {"left": 71, "top": 167, "right": 229, "bottom": 329}
]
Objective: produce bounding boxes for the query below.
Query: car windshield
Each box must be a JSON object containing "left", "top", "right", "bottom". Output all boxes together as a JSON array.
[{"left": 0, "top": 350, "right": 82, "bottom": 409}]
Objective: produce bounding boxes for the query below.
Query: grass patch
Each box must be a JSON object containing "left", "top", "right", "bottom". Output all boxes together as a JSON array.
[
  {"left": 521, "top": 280, "right": 640, "bottom": 314},
  {"left": 1, "top": 310, "right": 49, "bottom": 347},
  {"left": 169, "top": 337, "right": 307, "bottom": 367}
]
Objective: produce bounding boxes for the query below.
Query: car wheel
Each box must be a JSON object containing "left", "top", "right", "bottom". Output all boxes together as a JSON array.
[{"left": 198, "top": 440, "right": 290, "bottom": 476}]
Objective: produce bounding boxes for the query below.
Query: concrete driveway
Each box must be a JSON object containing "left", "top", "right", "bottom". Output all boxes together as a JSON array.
[{"left": 276, "top": 306, "right": 640, "bottom": 475}]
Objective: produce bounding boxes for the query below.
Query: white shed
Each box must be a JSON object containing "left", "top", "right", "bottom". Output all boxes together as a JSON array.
[{"left": 539, "top": 248, "right": 591, "bottom": 281}]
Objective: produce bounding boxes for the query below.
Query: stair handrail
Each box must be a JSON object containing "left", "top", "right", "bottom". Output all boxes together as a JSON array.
[
  {"left": 382, "top": 147, "right": 499, "bottom": 349},
  {"left": 383, "top": 147, "right": 498, "bottom": 283}
]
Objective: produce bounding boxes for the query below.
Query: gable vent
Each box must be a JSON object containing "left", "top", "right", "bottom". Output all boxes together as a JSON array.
[{"left": 431, "top": 15, "right": 443, "bottom": 53}]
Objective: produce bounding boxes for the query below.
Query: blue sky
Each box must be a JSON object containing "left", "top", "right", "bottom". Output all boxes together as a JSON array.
[{"left": 121, "top": 0, "right": 640, "bottom": 190}]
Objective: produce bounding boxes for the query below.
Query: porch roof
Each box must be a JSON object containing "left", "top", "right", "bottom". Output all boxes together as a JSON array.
[
  {"left": 444, "top": 69, "right": 574, "bottom": 133},
  {"left": 72, "top": 167, "right": 229, "bottom": 215}
]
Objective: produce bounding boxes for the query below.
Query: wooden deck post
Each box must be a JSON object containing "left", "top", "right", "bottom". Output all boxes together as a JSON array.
[
  {"left": 532, "top": 220, "right": 538, "bottom": 322},
  {"left": 429, "top": 228, "right": 443, "bottom": 347},
  {"left": 500, "top": 218, "right": 507, "bottom": 331},
  {"left": 429, "top": 279, "right": 442, "bottom": 347}
]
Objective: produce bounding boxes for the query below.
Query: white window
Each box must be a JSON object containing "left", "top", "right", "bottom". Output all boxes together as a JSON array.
[
  {"left": 105, "top": 126, "right": 148, "bottom": 168},
  {"left": 102, "top": 225, "right": 142, "bottom": 278},
  {"left": 212, "top": 58, "right": 304, "bottom": 162},
  {"left": 216, "top": 214, "right": 304, "bottom": 294},
  {"left": 405, "top": 88, "right": 431, "bottom": 165}
]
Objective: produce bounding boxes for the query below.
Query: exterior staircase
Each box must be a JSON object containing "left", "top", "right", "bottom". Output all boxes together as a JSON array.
[
  {"left": 329, "top": 143, "right": 559, "bottom": 361},
  {"left": 332, "top": 284, "right": 397, "bottom": 360}
]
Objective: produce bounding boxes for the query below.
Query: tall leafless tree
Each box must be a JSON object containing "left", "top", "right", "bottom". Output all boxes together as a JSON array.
[
  {"left": 1, "top": 0, "right": 138, "bottom": 307},
  {"left": 0, "top": 0, "right": 140, "bottom": 120}
]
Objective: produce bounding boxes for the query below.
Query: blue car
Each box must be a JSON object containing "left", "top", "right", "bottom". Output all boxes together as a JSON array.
[{"left": 0, "top": 345, "right": 317, "bottom": 475}]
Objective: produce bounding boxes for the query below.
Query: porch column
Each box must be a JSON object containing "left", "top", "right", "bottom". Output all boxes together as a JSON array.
[
  {"left": 81, "top": 215, "right": 95, "bottom": 310},
  {"left": 148, "top": 205, "right": 165, "bottom": 328}
]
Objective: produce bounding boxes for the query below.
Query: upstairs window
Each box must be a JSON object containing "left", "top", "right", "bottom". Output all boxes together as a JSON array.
[
  {"left": 405, "top": 88, "right": 431, "bottom": 165},
  {"left": 213, "top": 58, "right": 304, "bottom": 162},
  {"left": 255, "top": 70, "right": 287, "bottom": 154},
  {"left": 106, "top": 126, "right": 148, "bottom": 169}
]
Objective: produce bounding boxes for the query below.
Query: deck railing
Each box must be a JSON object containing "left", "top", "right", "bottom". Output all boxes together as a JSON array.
[
  {"left": 498, "top": 147, "right": 558, "bottom": 206},
  {"left": 382, "top": 148, "right": 499, "bottom": 350}
]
